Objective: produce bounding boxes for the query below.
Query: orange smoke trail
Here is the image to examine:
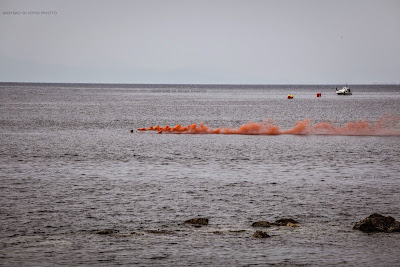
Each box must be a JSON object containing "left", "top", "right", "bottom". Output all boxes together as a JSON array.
[{"left": 137, "top": 116, "right": 400, "bottom": 136}]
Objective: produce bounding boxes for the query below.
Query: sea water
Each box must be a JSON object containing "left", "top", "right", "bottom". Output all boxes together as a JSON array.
[{"left": 0, "top": 83, "right": 399, "bottom": 266}]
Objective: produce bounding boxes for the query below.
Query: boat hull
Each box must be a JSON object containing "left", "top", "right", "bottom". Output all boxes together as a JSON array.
[
  {"left": 336, "top": 86, "right": 352, "bottom": 95},
  {"left": 336, "top": 92, "right": 352, "bottom": 95}
]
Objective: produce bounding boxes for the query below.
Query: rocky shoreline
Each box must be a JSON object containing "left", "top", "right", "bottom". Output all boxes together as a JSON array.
[{"left": 93, "top": 214, "right": 400, "bottom": 239}]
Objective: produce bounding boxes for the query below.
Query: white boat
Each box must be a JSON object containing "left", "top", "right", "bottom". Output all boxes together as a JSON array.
[{"left": 336, "top": 86, "right": 352, "bottom": 95}]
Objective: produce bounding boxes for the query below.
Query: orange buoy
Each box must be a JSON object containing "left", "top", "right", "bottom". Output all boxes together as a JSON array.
[
  {"left": 317, "top": 93, "right": 322, "bottom": 97},
  {"left": 287, "top": 94, "right": 294, "bottom": 99}
]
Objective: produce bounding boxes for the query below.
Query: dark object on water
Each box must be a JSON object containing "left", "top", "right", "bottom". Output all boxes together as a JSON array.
[
  {"left": 252, "top": 221, "right": 272, "bottom": 227},
  {"left": 145, "top": 229, "right": 173, "bottom": 234},
  {"left": 96, "top": 229, "right": 119, "bottom": 235},
  {"left": 273, "top": 218, "right": 299, "bottom": 226},
  {"left": 253, "top": 231, "right": 270, "bottom": 238},
  {"left": 353, "top": 213, "right": 400, "bottom": 233},
  {"left": 184, "top": 218, "right": 209, "bottom": 225},
  {"left": 252, "top": 218, "right": 299, "bottom": 227},
  {"left": 130, "top": 129, "right": 134, "bottom": 133}
]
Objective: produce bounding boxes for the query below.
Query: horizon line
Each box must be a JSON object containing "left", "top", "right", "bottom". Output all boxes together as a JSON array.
[{"left": 1, "top": 81, "right": 399, "bottom": 86}]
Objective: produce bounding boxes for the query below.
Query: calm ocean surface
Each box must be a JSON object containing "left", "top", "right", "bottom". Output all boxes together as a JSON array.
[{"left": 1, "top": 83, "right": 399, "bottom": 266}]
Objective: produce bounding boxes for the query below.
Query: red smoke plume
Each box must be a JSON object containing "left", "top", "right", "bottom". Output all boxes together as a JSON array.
[{"left": 137, "top": 116, "right": 400, "bottom": 136}]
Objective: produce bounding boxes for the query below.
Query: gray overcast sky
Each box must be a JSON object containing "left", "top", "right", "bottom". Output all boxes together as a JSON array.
[{"left": 0, "top": 0, "right": 399, "bottom": 84}]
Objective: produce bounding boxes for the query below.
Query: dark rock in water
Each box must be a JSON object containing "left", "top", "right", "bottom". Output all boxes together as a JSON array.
[
  {"left": 184, "top": 218, "right": 209, "bottom": 225},
  {"left": 96, "top": 229, "right": 119, "bottom": 235},
  {"left": 273, "top": 218, "right": 299, "bottom": 226},
  {"left": 130, "top": 231, "right": 144, "bottom": 236},
  {"left": 353, "top": 213, "right": 400, "bottom": 233},
  {"left": 253, "top": 231, "right": 270, "bottom": 238},
  {"left": 145, "top": 229, "right": 173, "bottom": 235},
  {"left": 252, "top": 221, "right": 272, "bottom": 227},
  {"left": 229, "top": 229, "right": 246, "bottom": 233}
]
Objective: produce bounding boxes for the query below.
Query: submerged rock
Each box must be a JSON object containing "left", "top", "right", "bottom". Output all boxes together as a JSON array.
[
  {"left": 229, "top": 229, "right": 247, "bottom": 233},
  {"left": 184, "top": 218, "right": 209, "bottom": 225},
  {"left": 145, "top": 229, "right": 173, "bottom": 235},
  {"left": 96, "top": 229, "right": 119, "bottom": 235},
  {"left": 130, "top": 231, "right": 144, "bottom": 236},
  {"left": 353, "top": 213, "right": 400, "bottom": 233},
  {"left": 253, "top": 231, "right": 270, "bottom": 238},
  {"left": 252, "top": 221, "right": 272, "bottom": 227},
  {"left": 273, "top": 218, "right": 299, "bottom": 226}
]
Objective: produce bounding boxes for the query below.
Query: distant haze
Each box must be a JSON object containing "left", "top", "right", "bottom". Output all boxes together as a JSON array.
[{"left": 1, "top": 0, "right": 399, "bottom": 84}]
